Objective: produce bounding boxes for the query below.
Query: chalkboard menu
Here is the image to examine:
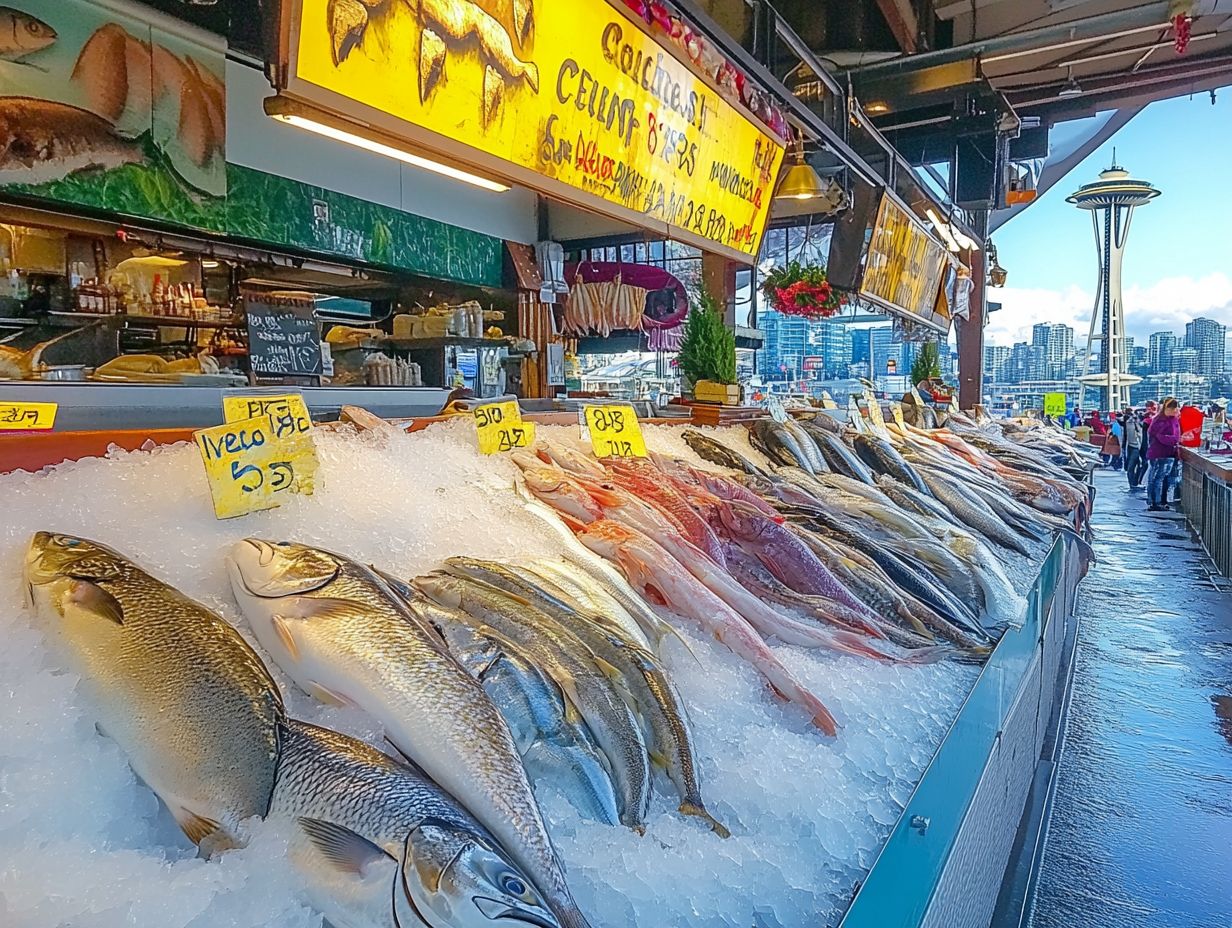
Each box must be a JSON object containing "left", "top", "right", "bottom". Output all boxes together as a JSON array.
[{"left": 243, "top": 291, "right": 323, "bottom": 380}]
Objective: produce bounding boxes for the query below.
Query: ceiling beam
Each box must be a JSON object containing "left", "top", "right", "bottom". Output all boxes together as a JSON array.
[{"left": 876, "top": 0, "right": 920, "bottom": 54}]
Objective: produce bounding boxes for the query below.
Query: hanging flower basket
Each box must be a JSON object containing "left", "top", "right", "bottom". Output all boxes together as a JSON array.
[{"left": 761, "top": 262, "right": 848, "bottom": 319}]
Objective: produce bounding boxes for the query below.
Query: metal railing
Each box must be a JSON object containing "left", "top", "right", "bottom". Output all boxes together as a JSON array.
[{"left": 1181, "top": 459, "right": 1232, "bottom": 578}]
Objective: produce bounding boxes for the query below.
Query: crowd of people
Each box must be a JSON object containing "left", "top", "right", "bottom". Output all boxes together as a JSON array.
[{"left": 1058, "top": 399, "right": 1203, "bottom": 511}]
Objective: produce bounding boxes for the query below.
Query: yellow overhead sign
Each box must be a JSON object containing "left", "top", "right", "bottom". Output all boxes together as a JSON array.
[
  {"left": 861, "top": 194, "right": 950, "bottom": 324},
  {"left": 283, "top": 0, "right": 784, "bottom": 260}
]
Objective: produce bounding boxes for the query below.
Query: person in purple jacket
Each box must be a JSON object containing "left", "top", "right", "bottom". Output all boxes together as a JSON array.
[{"left": 1146, "top": 397, "right": 1181, "bottom": 511}]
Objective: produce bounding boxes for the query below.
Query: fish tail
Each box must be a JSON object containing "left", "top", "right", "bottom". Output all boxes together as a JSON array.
[
  {"left": 831, "top": 629, "right": 896, "bottom": 662},
  {"left": 679, "top": 801, "right": 732, "bottom": 838}
]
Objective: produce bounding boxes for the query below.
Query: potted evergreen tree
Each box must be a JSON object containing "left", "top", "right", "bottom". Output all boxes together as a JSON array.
[{"left": 678, "top": 293, "right": 739, "bottom": 405}]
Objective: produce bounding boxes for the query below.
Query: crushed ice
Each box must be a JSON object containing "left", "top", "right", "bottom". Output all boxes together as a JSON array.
[{"left": 0, "top": 421, "right": 1011, "bottom": 927}]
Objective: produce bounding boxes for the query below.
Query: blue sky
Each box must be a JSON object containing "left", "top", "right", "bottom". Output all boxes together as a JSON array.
[{"left": 986, "top": 90, "right": 1232, "bottom": 348}]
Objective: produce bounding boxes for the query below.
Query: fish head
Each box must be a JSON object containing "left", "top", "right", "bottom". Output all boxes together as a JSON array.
[
  {"left": 26, "top": 532, "right": 127, "bottom": 584},
  {"left": 7, "top": 10, "right": 57, "bottom": 54},
  {"left": 519, "top": 468, "right": 603, "bottom": 522},
  {"left": 397, "top": 820, "right": 560, "bottom": 928},
  {"left": 24, "top": 532, "right": 130, "bottom": 622},
  {"left": 226, "top": 539, "right": 340, "bottom": 600}
]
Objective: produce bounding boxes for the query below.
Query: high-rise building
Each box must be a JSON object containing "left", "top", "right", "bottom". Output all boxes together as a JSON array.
[
  {"left": 1185, "top": 317, "right": 1227, "bottom": 376},
  {"left": 1031, "top": 323, "right": 1075, "bottom": 379},
  {"left": 1148, "top": 332, "right": 1178, "bottom": 373},
  {"left": 984, "top": 345, "right": 1011, "bottom": 381},
  {"left": 759, "top": 312, "right": 850, "bottom": 381},
  {"left": 1170, "top": 346, "right": 1199, "bottom": 374}
]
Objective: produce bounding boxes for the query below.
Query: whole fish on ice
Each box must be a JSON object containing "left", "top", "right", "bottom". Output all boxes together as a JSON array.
[
  {"left": 226, "top": 539, "right": 593, "bottom": 928},
  {"left": 24, "top": 532, "right": 283, "bottom": 853}
]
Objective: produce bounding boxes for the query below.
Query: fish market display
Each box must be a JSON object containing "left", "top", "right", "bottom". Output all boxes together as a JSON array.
[
  {"left": 0, "top": 408, "right": 1085, "bottom": 928},
  {"left": 226, "top": 540, "right": 592, "bottom": 928}
]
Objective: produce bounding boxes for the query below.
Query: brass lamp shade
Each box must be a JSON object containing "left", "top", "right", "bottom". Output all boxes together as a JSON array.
[{"left": 775, "top": 156, "right": 826, "bottom": 200}]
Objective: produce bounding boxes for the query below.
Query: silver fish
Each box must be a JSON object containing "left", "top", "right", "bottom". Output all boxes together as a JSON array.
[
  {"left": 226, "top": 540, "right": 592, "bottom": 928},
  {"left": 446, "top": 558, "right": 728, "bottom": 837},
  {"left": 426, "top": 603, "right": 621, "bottom": 827},
  {"left": 272, "top": 718, "right": 561, "bottom": 928},
  {"left": 416, "top": 571, "right": 652, "bottom": 832},
  {"left": 24, "top": 532, "right": 283, "bottom": 854}
]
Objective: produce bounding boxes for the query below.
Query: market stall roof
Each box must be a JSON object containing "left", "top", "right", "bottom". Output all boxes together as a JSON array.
[{"left": 851, "top": 1, "right": 1232, "bottom": 131}]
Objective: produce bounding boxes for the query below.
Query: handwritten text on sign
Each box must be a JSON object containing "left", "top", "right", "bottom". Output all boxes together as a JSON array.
[
  {"left": 584, "top": 405, "right": 647, "bottom": 458},
  {"left": 223, "top": 394, "right": 313, "bottom": 434},
  {"left": 0, "top": 402, "right": 57, "bottom": 431},
  {"left": 474, "top": 400, "right": 536, "bottom": 454},
  {"left": 194, "top": 414, "right": 319, "bottom": 520},
  {"left": 289, "top": 0, "right": 784, "bottom": 260}
]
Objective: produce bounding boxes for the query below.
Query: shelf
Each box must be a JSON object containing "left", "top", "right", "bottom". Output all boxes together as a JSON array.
[
  {"left": 360, "top": 336, "right": 507, "bottom": 350},
  {"left": 46, "top": 311, "right": 242, "bottom": 329},
  {"left": 0, "top": 316, "right": 38, "bottom": 327}
]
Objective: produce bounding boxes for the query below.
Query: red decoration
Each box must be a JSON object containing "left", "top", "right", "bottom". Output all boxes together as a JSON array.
[
  {"left": 1173, "top": 14, "right": 1192, "bottom": 53},
  {"left": 762, "top": 263, "right": 847, "bottom": 319}
]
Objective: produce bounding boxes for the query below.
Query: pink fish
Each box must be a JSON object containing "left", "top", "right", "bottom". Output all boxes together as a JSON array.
[{"left": 576, "top": 519, "right": 839, "bottom": 736}]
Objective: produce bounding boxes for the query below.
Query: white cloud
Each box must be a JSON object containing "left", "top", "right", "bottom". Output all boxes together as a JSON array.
[{"left": 984, "top": 272, "right": 1232, "bottom": 346}]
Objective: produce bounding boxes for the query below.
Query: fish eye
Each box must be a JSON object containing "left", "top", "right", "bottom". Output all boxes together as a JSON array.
[
  {"left": 501, "top": 876, "right": 526, "bottom": 897},
  {"left": 51, "top": 535, "right": 81, "bottom": 547}
]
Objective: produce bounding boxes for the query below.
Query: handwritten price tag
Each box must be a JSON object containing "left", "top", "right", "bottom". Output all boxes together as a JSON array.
[
  {"left": 0, "top": 401, "right": 57, "bottom": 431},
  {"left": 474, "top": 400, "right": 535, "bottom": 454},
  {"left": 194, "top": 414, "right": 318, "bottom": 520},
  {"left": 222, "top": 393, "right": 312, "bottom": 435},
  {"left": 584, "top": 405, "right": 647, "bottom": 458}
]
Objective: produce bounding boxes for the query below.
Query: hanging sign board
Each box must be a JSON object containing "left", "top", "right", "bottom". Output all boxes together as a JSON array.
[
  {"left": 1042, "top": 392, "right": 1067, "bottom": 417},
  {"left": 278, "top": 0, "right": 785, "bottom": 262},
  {"left": 860, "top": 194, "right": 950, "bottom": 329}
]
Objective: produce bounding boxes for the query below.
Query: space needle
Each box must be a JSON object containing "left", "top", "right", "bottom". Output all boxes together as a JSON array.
[{"left": 1066, "top": 160, "right": 1161, "bottom": 412}]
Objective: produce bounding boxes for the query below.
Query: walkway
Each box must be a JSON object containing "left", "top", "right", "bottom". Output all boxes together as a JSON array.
[{"left": 1027, "top": 470, "right": 1232, "bottom": 928}]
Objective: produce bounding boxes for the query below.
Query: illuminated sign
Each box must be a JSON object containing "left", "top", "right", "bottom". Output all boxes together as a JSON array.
[
  {"left": 802, "top": 356, "right": 824, "bottom": 371},
  {"left": 860, "top": 193, "right": 950, "bottom": 325},
  {"left": 279, "top": 0, "right": 784, "bottom": 261}
]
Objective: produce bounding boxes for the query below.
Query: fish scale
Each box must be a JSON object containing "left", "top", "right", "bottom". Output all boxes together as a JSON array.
[
  {"left": 24, "top": 532, "right": 283, "bottom": 853},
  {"left": 226, "top": 540, "right": 592, "bottom": 928}
]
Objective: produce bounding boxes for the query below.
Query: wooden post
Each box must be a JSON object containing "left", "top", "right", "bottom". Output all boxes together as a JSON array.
[
  {"left": 956, "top": 246, "right": 984, "bottom": 411},
  {"left": 701, "top": 251, "right": 737, "bottom": 322}
]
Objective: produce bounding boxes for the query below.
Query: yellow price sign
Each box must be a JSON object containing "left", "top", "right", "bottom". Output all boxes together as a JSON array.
[
  {"left": 890, "top": 402, "right": 906, "bottom": 430},
  {"left": 474, "top": 400, "right": 535, "bottom": 454},
  {"left": 0, "top": 401, "right": 57, "bottom": 431},
  {"left": 194, "top": 414, "right": 319, "bottom": 520},
  {"left": 584, "top": 405, "right": 647, "bottom": 458},
  {"left": 863, "top": 389, "right": 887, "bottom": 431},
  {"left": 1042, "top": 392, "right": 1067, "bottom": 417},
  {"left": 223, "top": 394, "right": 312, "bottom": 435}
]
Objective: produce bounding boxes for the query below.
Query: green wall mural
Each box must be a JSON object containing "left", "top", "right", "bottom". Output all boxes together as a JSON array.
[
  {"left": 0, "top": 0, "right": 503, "bottom": 287},
  {"left": 224, "top": 166, "right": 503, "bottom": 287}
]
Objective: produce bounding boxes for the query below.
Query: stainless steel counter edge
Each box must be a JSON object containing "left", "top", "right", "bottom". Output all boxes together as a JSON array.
[{"left": 0, "top": 382, "right": 453, "bottom": 430}]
